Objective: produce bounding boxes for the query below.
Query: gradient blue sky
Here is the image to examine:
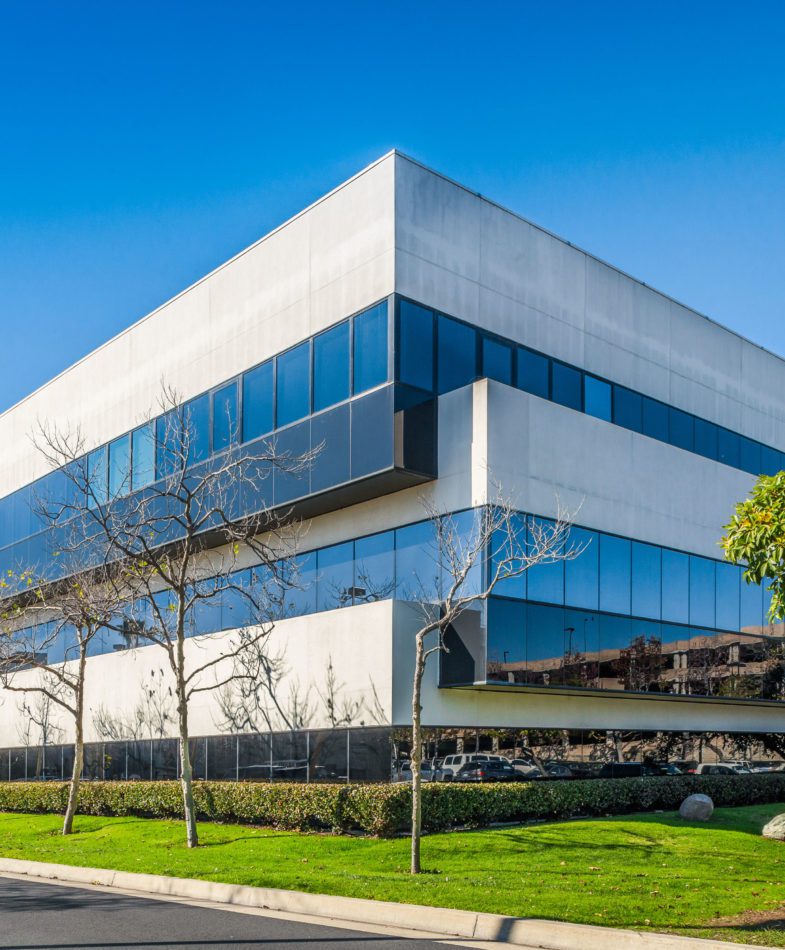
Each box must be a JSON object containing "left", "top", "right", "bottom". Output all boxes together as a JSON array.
[{"left": 1, "top": 1, "right": 783, "bottom": 413}]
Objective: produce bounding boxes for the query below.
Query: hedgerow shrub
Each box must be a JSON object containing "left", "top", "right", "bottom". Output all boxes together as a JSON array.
[{"left": 1, "top": 773, "right": 784, "bottom": 837}]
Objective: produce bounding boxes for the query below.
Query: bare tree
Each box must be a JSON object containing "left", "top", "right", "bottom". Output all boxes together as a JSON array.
[
  {"left": 33, "top": 384, "right": 315, "bottom": 847},
  {"left": 406, "top": 499, "right": 576, "bottom": 874},
  {"left": 0, "top": 566, "right": 124, "bottom": 835}
]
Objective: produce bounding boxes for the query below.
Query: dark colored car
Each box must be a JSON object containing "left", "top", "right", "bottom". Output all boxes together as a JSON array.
[
  {"left": 597, "top": 762, "right": 654, "bottom": 779},
  {"left": 454, "top": 760, "right": 524, "bottom": 783}
]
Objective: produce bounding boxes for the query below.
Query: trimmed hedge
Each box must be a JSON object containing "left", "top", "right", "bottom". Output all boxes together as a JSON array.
[{"left": 1, "top": 773, "right": 785, "bottom": 837}]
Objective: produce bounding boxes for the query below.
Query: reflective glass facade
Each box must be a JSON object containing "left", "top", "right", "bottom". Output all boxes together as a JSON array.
[{"left": 11, "top": 508, "right": 779, "bottom": 703}]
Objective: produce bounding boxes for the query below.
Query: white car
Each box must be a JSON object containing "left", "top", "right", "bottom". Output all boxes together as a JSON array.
[{"left": 437, "top": 753, "right": 509, "bottom": 781}]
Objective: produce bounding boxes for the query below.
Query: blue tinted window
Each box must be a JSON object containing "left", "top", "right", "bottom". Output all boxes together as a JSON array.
[
  {"left": 526, "top": 603, "right": 565, "bottom": 668},
  {"left": 132, "top": 424, "right": 155, "bottom": 489},
  {"left": 694, "top": 419, "right": 718, "bottom": 461},
  {"left": 395, "top": 520, "right": 438, "bottom": 601},
  {"left": 599, "top": 534, "right": 631, "bottom": 614},
  {"left": 185, "top": 395, "right": 210, "bottom": 463},
  {"left": 489, "top": 512, "right": 527, "bottom": 600},
  {"left": 108, "top": 435, "right": 130, "bottom": 498},
  {"left": 761, "top": 445, "right": 781, "bottom": 477},
  {"left": 689, "top": 556, "right": 716, "bottom": 627},
  {"left": 551, "top": 363, "right": 582, "bottom": 411},
  {"left": 354, "top": 532, "right": 395, "bottom": 603},
  {"left": 437, "top": 315, "right": 477, "bottom": 394},
  {"left": 739, "top": 437, "right": 762, "bottom": 475},
  {"left": 353, "top": 303, "right": 388, "bottom": 394},
  {"left": 526, "top": 517, "right": 564, "bottom": 604},
  {"left": 314, "top": 321, "right": 350, "bottom": 412},
  {"left": 398, "top": 300, "right": 434, "bottom": 391},
  {"left": 631, "top": 542, "right": 661, "bottom": 619},
  {"left": 662, "top": 549, "right": 689, "bottom": 623},
  {"left": 282, "top": 552, "right": 317, "bottom": 618},
  {"left": 740, "top": 576, "right": 763, "bottom": 629},
  {"left": 715, "top": 562, "right": 740, "bottom": 631},
  {"left": 487, "top": 598, "right": 526, "bottom": 674},
  {"left": 717, "top": 428, "right": 740, "bottom": 468},
  {"left": 584, "top": 377, "right": 611, "bottom": 422},
  {"left": 482, "top": 337, "right": 513, "bottom": 385},
  {"left": 516, "top": 348, "right": 549, "bottom": 399},
  {"left": 564, "top": 528, "right": 599, "bottom": 609},
  {"left": 613, "top": 387, "right": 642, "bottom": 432},
  {"left": 276, "top": 341, "right": 311, "bottom": 427},
  {"left": 87, "top": 446, "right": 108, "bottom": 509},
  {"left": 212, "top": 381, "right": 238, "bottom": 452},
  {"left": 316, "top": 542, "right": 355, "bottom": 611},
  {"left": 242, "top": 361, "right": 274, "bottom": 442},
  {"left": 669, "top": 408, "right": 694, "bottom": 452},
  {"left": 642, "top": 398, "right": 669, "bottom": 442}
]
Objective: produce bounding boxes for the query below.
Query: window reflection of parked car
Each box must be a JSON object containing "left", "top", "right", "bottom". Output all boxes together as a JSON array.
[
  {"left": 510, "top": 758, "right": 542, "bottom": 778},
  {"left": 396, "top": 760, "right": 435, "bottom": 783},
  {"left": 541, "top": 761, "right": 574, "bottom": 779},
  {"left": 453, "top": 760, "right": 523, "bottom": 783},
  {"left": 694, "top": 763, "right": 737, "bottom": 775},
  {"left": 437, "top": 753, "right": 509, "bottom": 781}
]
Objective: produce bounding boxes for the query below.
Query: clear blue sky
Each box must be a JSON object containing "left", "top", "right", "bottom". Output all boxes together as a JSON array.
[{"left": 1, "top": 1, "right": 783, "bottom": 413}]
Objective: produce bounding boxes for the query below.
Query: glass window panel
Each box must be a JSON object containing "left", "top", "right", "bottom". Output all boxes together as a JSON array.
[
  {"left": 443, "top": 509, "right": 484, "bottom": 599},
  {"left": 642, "top": 398, "right": 669, "bottom": 442},
  {"left": 280, "top": 551, "right": 317, "bottom": 618},
  {"left": 564, "top": 528, "right": 599, "bottom": 609},
  {"left": 599, "top": 535, "right": 631, "bottom": 615},
  {"left": 689, "top": 557, "right": 716, "bottom": 627},
  {"left": 437, "top": 315, "right": 477, "bottom": 394},
  {"left": 276, "top": 341, "right": 311, "bottom": 427},
  {"left": 86, "top": 446, "right": 108, "bottom": 509},
  {"left": 350, "top": 386, "right": 393, "bottom": 478},
  {"left": 395, "top": 520, "right": 439, "bottom": 601},
  {"left": 662, "top": 549, "right": 689, "bottom": 624},
  {"left": 693, "top": 419, "right": 718, "bottom": 461},
  {"left": 487, "top": 597, "right": 526, "bottom": 682},
  {"left": 489, "top": 512, "right": 527, "bottom": 600},
  {"left": 551, "top": 363, "right": 582, "bottom": 411},
  {"left": 398, "top": 300, "right": 434, "bottom": 391},
  {"left": 525, "top": 603, "right": 565, "bottom": 684},
  {"left": 584, "top": 377, "right": 611, "bottom": 422},
  {"left": 761, "top": 445, "right": 781, "bottom": 477},
  {"left": 212, "top": 381, "right": 238, "bottom": 452},
  {"left": 353, "top": 302, "right": 388, "bottom": 394},
  {"left": 669, "top": 408, "right": 694, "bottom": 452},
  {"left": 764, "top": 580, "right": 775, "bottom": 624},
  {"left": 516, "top": 347, "right": 549, "bottom": 399},
  {"left": 131, "top": 423, "right": 155, "bottom": 489},
  {"left": 108, "top": 434, "right": 130, "bottom": 498},
  {"left": 354, "top": 531, "right": 395, "bottom": 603},
  {"left": 317, "top": 541, "right": 355, "bottom": 611},
  {"left": 526, "top": 517, "right": 564, "bottom": 605},
  {"left": 717, "top": 428, "right": 740, "bottom": 469},
  {"left": 273, "top": 421, "right": 310, "bottom": 504},
  {"left": 613, "top": 387, "right": 643, "bottom": 433},
  {"left": 739, "top": 437, "right": 762, "bottom": 475},
  {"left": 242, "top": 360, "right": 274, "bottom": 442},
  {"left": 482, "top": 337, "right": 513, "bottom": 385},
  {"left": 715, "top": 562, "right": 740, "bottom": 631},
  {"left": 310, "top": 403, "right": 350, "bottom": 493},
  {"left": 740, "top": 577, "right": 764, "bottom": 630},
  {"left": 184, "top": 395, "right": 210, "bottom": 464},
  {"left": 631, "top": 542, "right": 661, "bottom": 620},
  {"left": 314, "top": 320, "right": 350, "bottom": 411}
]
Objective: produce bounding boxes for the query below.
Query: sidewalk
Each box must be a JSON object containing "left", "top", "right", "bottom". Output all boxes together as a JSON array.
[{"left": 0, "top": 856, "right": 759, "bottom": 950}]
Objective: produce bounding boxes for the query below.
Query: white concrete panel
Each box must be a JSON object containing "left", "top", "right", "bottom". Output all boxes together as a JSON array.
[
  {"left": 0, "top": 600, "right": 397, "bottom": 747},
  {"left": 481, "top": 381, "right": 753, "bottom": 559}
]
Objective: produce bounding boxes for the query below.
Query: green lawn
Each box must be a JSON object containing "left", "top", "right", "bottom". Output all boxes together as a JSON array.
[{"left": 2, "top": 806, "right": 785, "bottom": 945}]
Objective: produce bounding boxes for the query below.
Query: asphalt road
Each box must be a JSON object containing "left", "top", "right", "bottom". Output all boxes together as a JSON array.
[{"left": 0, "top": 876, "right": 443, "bottom": 950}]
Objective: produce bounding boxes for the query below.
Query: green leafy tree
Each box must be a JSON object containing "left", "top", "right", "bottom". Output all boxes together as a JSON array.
[{"left": 722, "top": 472, "right": 785, "bottom": 623}]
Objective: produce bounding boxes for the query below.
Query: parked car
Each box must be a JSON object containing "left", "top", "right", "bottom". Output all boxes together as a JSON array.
[
  {"left": 510, "top": 757, "right": 543, "bottom": 778},
  {"left": 396, "top": 760, "right": 436, "bottom": 783},
  {"left": 694, "top": 763, "right": 737, "bottom": 775},
  {"left": 436, "top": 753, "right": 509, "bottom": 781},
  {"left": 540, "top": 761, "right": 574, "bottom": 779},
  {"left": 453, "top": 760, "right": 523, "bottom": 783},
  {"left": 597, "top": 762, "right": 651, "bottom": 779}
]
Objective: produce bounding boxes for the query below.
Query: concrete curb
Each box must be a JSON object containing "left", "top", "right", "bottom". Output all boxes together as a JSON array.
[{"left": 0, "top": 856, "right": 757, "bottom": 949}]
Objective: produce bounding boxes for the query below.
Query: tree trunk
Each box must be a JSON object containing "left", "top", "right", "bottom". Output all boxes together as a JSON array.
[
  {"left": 410, "top": 632, "right": 425, "bottom": 875},
  {"left": 63, "top": 648, "right": 87, "bottom": 836},
  {"left": 176, "top": 677, "right": 198, "bottom": 848}
]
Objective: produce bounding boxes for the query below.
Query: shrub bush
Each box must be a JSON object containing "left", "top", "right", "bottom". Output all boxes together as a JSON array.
[{"left": 1, "top": 773, "right": 784, "bottom": 838}]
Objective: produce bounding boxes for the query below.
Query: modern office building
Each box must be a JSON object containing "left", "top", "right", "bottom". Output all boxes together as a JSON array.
[{"left": 1, "top": 150, "right": 784, "bottom": 782}]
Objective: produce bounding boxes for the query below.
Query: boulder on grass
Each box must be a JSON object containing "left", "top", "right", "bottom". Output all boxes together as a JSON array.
[
  {"left": 679, "top": 793, "right": 714, "bottom": 821},
  {"left": 762, "top": 814, "right": 785, "bottom": 840}
]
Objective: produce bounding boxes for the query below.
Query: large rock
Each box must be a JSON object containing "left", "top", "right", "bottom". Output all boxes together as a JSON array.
[
  {"left": 762, "top": 814, "right": 785, "bottom": 840},
  {"left": 679, "top": 793, "right": 714, "bottom": 821}
]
